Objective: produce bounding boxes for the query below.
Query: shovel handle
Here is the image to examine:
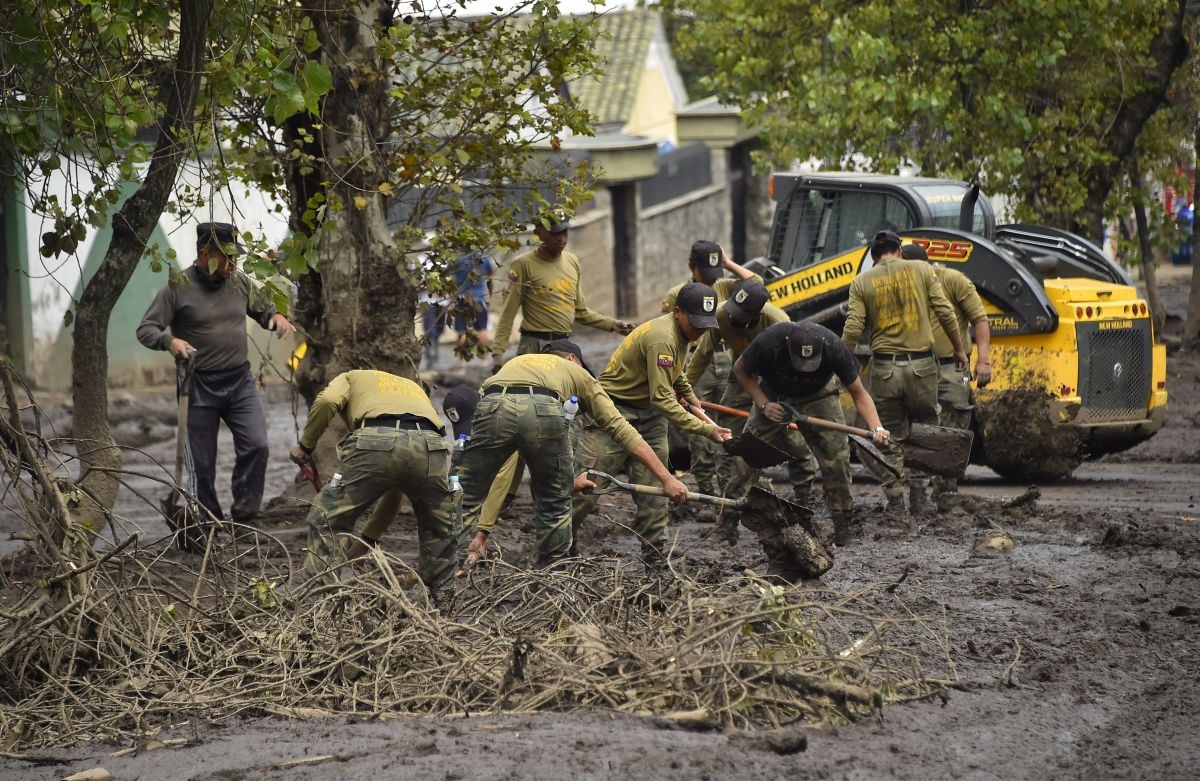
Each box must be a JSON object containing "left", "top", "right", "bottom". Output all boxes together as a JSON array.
[
  {"left": 585, "top": 470, "right": 742, "bottom": 508},
  {"left": 697, "top": 399, "right": 805, "bottom": 431}
]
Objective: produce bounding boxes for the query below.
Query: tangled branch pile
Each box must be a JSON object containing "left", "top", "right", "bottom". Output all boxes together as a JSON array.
[
  {"left": 1, "top": 538, "right": 954, "bottom": 749},
  {"left": 0, "top": 359, "right": 956, "bottom": 751}
]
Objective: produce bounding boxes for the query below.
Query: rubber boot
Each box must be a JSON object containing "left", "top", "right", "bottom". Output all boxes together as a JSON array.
[
  {"left": 885, "top": 492, "right": 907, "bottom": 515},
  {"left": 695, "top": 504, "right": 718, "bottom": 524},
  {"left": 831, "top": 509, "right": 859, "bottom": 547},
  {"left": 930, "top": 476, "right": 957, "bottom": 502},
  {"left": 909, "top": 483, "right": 929, "bottom": 516}
]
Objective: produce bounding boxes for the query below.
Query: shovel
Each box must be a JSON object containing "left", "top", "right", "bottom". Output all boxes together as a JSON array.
[
  {"left": 693, "top": 400, "right": 901, "bottom": 479},
  {"left": 161, "top": 352, "right": 210, "bottom": 552},
  {"left": 584, "top": 470, "right": 833, "bottom": 579}
]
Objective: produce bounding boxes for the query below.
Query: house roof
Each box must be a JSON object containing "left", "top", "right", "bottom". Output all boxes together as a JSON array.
[{"left": 568, "top": 10, "right": 658, "bottom": 128}]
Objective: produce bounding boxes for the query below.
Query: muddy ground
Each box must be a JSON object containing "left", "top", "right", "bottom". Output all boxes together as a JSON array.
[{"left": 3, "top": 269, "right": 1199, "bottom": 780}]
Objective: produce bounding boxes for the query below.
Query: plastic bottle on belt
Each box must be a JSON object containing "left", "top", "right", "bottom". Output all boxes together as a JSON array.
[
  {"left": 449, "top": 475, "right": 462, "bottom": 493},
  {"left": 562, "top": 395, "right": 579, "bottom": 422},
  {"left": 455, "top": 433, "right": 469, "bottom": 450}
]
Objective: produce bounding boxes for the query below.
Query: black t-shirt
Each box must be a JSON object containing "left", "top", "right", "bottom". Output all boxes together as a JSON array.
[{"left": 740, "top": 322, "right": 860, "bottom": 399}]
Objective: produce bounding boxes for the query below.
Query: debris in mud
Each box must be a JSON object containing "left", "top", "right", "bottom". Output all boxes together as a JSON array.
[
  {"left": 728, "top": 726, "right": 808, "bottom": 755},
  {"left": 976, "top": 389, "right": 1083, "bottom": 481},
  {"left": 972, "top": 530, "right": 1015, "bottom": 556}
]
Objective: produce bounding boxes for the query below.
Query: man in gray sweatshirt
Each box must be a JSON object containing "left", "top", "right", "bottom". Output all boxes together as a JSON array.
[{"left": 137, "top": 222, "right": 296, "bottom": 526}]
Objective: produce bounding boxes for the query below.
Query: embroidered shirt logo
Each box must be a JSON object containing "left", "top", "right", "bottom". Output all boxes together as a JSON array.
[{"left": 657, "top": 353, "right": 675, "bottom": 368}]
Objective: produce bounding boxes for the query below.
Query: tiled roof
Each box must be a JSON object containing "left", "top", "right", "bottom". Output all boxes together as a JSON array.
[{"left": 568, "top": 9, "right": 657, "bottom": 128}]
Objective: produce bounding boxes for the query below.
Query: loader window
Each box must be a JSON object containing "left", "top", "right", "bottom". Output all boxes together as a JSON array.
[
  {"left": 786, "top": 189, "right": 916, "bottom": 270},
  {"left": 912, "top": 184, "right": 988, "bottom": 233}
]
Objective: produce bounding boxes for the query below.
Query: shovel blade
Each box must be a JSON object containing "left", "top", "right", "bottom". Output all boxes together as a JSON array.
[
  {"left": 901, "top": 423, "right": 973, "bottom": 479},
  {"left": 723, "top": 432, "right": 792, "bottom": 469}
]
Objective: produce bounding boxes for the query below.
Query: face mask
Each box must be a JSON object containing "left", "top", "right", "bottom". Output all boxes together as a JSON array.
[{"left": 195, "top": 263, "right": 226, "bottom": 291}]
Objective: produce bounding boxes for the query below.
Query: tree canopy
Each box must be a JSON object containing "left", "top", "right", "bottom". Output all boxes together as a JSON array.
[{"left": 663, "top": 0, "right": 1195, "bottom": 237}]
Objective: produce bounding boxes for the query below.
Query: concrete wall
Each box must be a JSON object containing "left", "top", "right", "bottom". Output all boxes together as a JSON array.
[{"left": 632, "top": 149, "right": 731, "bottom": 321}]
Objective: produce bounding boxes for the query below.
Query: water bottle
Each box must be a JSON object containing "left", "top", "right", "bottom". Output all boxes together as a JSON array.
[
  {"left": 328, "top": 472, "right": 342, "bottom": 489},
  {"left": 562, "top": 395, "right": 580, "bottom": 422},
  {"left": 455, "top": 433, "right": 469, "bottom": 451},
  {"left": 449, "top": 475, "right": 462, "bottom": 493}
]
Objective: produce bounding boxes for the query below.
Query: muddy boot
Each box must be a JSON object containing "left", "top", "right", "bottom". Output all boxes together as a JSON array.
[
  {"left": 831, "top": 509, "right": 860, "bottom": 547},
  {"left": 885, "top": 492, "right": 907, "bottom": 516},
  {"left": 908, "top": 483, "right": 929, "bottom": 516},
  {"left": 930, "top": 476, "right": 957, "bottom": 502},
  {"left": 695, "top": 504, "right": 718, "bottom": 524}
]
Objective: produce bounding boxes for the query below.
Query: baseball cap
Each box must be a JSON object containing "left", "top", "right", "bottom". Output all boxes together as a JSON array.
[
  {"left": 196, "top": 222, "right": 244, "bottom": 254},
  {"left": 786, "top": 325, "right": 825, "bottom": 372},
  {"left": 537, "top": 211, "right": 571, "bottom": 234},
  {"left": 724, "top": 280, "right": 770, "bottom": 324},
  {"left": 688, "top": 240, "right": 723, "bottom": 281},
  {"left": 543, "top": 338, "right": 594, "bottom": 376},
  {"left": 442, "top": 385, "right": 480, "bottom": 438},
  {"left": 901, "top": 242, "right": 929, "bottom": 261},
  {"left": 674, "top": 282, "right": 719, "bottom": 330}
]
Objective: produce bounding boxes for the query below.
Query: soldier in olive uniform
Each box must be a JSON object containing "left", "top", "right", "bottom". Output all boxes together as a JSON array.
[
  {"left": 660, "top": 242, "right": 761, "bottom": 512},
  {"left": 733, "top": 321, "right": 890, "bottom": 545},
  {"left": 354, "top": 384, "right": 517, "bottom": 550},
  {"left": 841, "top": 231, "right": 966, "bottom": 515},
  {"left": 572, "top": 283, "right": 733, "bottom": 570},
  {"left": 457, "top": 340, "right": 689, "bottom": 567},
  {"left": 901, "top": 243, "right": 992, "bottom": 498},
  {"left": 685, "top": 280, "right": 788, "bottom": 510},
  {"left": 489, "top": 213, "right": 634, "bottom": 514},
  {"left": 290, "top": 370, "right": 464, "bottom": 604}
]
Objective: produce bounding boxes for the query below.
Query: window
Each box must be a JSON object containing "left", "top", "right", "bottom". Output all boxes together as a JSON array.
[
  {"left": 911, "top": 184, "right": 988, "bottom": 233},
  {"left": 786, "top": 189, "right": 916, "bottom": 270}
]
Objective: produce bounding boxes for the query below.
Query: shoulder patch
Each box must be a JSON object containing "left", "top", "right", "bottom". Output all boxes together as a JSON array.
[
  {"left": 657, "top": 353, "right": 675, "bottom": 368},
  {"left": 507, "top": 269, "right": 519, "bottom": 282}
]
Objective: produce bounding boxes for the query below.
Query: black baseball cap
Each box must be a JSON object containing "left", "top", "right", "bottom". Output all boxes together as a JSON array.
[
  {"left": 674, "top": 282, "right": 719, "bottom": 330},
  {"left": 442, "top": 384, "right": 480, "bottom": 437},
  {"left": 901, "top": 242, "right": 929, "bottom": 260},
  {"left": 536, "top": 211, "right": 571, "bottom": 233},
  {"left": 688, "top": 240, "right": 723, "bottom": 281},
  {"left": 543, "top": 338, "right": 594, "bottom": 376},
  {"left": 724, "top": 280, "right": 770, "bottom": 324},
  {"left": 786, "top": 325, "right": 825, "bottom": 372},
  {"left": 196, "top": 222, "right": 244, "bottom": 254}
]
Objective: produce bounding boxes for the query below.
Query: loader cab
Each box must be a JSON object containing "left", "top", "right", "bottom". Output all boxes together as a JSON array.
[{"left": 768, "top": 174, "right": 995, "bottom": 272}]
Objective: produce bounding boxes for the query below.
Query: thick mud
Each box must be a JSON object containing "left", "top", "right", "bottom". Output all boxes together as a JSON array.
[{"left": 3, "top": 271, "right": 1200, "bottom": 780}]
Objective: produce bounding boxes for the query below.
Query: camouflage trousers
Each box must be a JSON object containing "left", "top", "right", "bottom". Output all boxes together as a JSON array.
[
  {"left": 685, "top": 349, "right": 732, "bottom": 494},
  {"left": 496, "top": 332, "right": 570, "bottom": 500},
  {"left": 357, "top": 446, "right": 515, "bottom": 540},
  {"left": 572, "top": 401, "right": 669, "bottom": 565},
  {"left": 304, "top": 426, "right": 463, "bottom": 595},
  {"left": 720, "top": 380, "right": 817, "bottom": 502},
  {"left": 458, "top": 392, "right": 576, "bottom": 566},
  {"left": 732, "top": 379, "right": 853, "bottom": 513},
  {"left": 933, "top": 360, "right": 974, "bottom": 495},
  {"left": 867, "top": 354, "right": 941, "bottom": 496}
]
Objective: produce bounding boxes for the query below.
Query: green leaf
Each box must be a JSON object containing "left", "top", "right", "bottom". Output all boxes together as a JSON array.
[{"left": 302, "top": 60, "right": 333, "bottom": 95}]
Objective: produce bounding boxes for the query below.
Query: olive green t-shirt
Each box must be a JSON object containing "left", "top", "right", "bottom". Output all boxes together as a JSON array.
[
  {"left": 486, "top": 353, "right": 642, "bottom": 452},
  {"left": 686, "top": 301, "right": 789, "bottom": 387},
  {"left": 841, "top": 258, "right": 959, "bottom": 355},
  {"left": 598, "top": 314, "right": 713, "bottom": 437},
  {"left": 930, "top": 266, "right": 987, "bottom": 359},
  {"left": 300, "top": 370, "right": 441, "bottom": 450},
  {"left": 492, "top": 248, "right": 615, "bottom": 355},
  {"left": 660, "top": 273, "right": 762, "bottom": 313}
]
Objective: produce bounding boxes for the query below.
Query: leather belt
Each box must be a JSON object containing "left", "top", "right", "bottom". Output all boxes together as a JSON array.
[
  {"left": 938, "top": 357, "right": 959, "bottom": 366},
  {"left": 361, "top": 415, "right": 444, "bottom": 435},
  {"left": 873, "top": 351, "right": 935, "bottom": 362},
  {"left": 520, "top": 330, "right": 570, "bottom": 340},
  {"left": 483, "top": 384, "right": 560, "bottom": 400}
]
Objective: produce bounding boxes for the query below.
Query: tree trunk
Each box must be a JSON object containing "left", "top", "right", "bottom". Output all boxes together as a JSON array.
[
  {"left": 1074, "top": 0, "right": 1191, "bottom": 240},
  {"left": 300, "top": 0, "right": 421, "bottom": 397},
  {"left": 1185, "top": 123, "right": 1200, "bottom": 344},
  {"left": 1131, "top": 162, "right": 1166, "bottom": 337},
  {"left": 70, "top": 0, "right": 214, "bottom": 530}
]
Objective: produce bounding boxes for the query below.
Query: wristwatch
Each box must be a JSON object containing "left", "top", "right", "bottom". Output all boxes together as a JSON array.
[{"left": 873, "top": 426, "right": 886, "bottom": 434}]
